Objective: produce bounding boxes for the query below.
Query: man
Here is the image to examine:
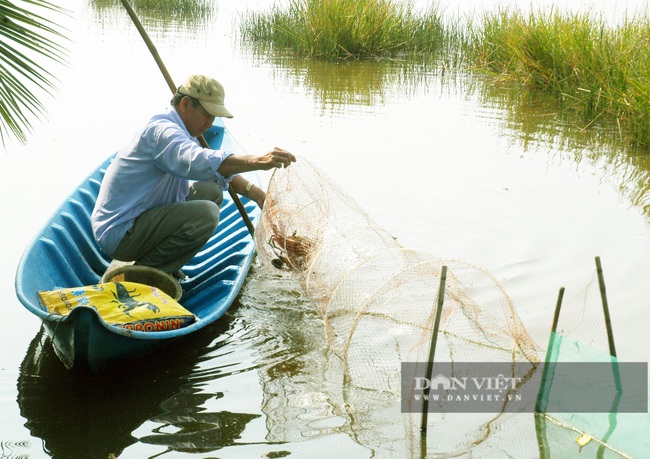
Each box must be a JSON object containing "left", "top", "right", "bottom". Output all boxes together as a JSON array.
[{"left": 91, "top": 74, "right": 296, "bottom": 277}]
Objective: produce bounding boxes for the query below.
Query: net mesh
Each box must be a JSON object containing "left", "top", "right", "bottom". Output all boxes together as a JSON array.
[
  {"left": 254, "top": 158, "right": 541, "bottom": 455},
  {"left": 256, "top": 158, "right": 539, "bottom": 392}
]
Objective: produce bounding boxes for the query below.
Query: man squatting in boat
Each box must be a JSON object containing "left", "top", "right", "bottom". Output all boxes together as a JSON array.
[{"left": 91, "top": 74, "right": 296, "bottom": 278}]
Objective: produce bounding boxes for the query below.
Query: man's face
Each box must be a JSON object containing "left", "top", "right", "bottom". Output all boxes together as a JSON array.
[{"left": 178, "top": 96, "right": 216, "bottom": 137}]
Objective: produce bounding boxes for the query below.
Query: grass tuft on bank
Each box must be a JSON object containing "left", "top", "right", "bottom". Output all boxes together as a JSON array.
[
  {"left": 239, "top": 0, "right": 445, "bottom": 60},
  {"left": 464, "top": 8, "right": 650, "bottom": 146}
]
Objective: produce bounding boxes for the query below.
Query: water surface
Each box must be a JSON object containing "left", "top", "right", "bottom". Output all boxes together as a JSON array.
[{"left": 1, "top": 0, "right": 649, "bottom": 457}]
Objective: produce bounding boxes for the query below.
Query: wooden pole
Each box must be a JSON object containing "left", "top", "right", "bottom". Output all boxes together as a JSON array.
[
  {"left": 421, "top": 265, "right": 447, "bottom": 435},
  {"left": 595, "top": 256, "right": 617, "bottom": 358},
  {"left": 120, "top": 0, "right": 255, "bottom": 236},
  {"left": 535, "top": 286, "right": 565, "bottom": 413}
]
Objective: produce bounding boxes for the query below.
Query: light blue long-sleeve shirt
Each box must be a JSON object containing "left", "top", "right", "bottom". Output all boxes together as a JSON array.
[{"left": 91, "top": 107, "right": 233, "bottom": 255}]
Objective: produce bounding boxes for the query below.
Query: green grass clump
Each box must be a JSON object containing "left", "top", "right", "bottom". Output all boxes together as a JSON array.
[
  {"left": 239, "top": 0, "right": 445, "bottom": 60},
  {"left": 465, "top": 8, "right": 650, "bottom": 147}
]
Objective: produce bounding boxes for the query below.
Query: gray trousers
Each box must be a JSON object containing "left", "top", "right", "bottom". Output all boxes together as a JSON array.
[{"left": 110, "top": 181, "right": 223, "bottom": 274}]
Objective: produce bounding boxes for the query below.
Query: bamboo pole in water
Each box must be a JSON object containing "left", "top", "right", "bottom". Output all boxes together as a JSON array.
[
  {"left": 535, "top": 286, "right": 565, "bottom": 413},
  {"left": 595, "top": 256, "right": 616, "bottom": 358},
  {"left": 421, "top": 265, "right": 448, "bottom": 436}
]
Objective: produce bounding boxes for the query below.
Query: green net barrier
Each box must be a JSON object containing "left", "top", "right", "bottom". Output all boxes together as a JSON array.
[{"left": 535, "top": 263, "right": 650, "bottom": 459}]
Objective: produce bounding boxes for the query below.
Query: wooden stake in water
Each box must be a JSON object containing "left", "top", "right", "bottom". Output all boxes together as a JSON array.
[
  {"left": 594, "top": 256, "right": 623, "bottom": 454},
  {"left": 536, "top": 286, "right": 565, "bottom": 413},
  {"left": 595, "top": 256, "right": 617, "bottom": 358},
  {"left": 421, "top": 265, "right": 447, "bottom": 435}
]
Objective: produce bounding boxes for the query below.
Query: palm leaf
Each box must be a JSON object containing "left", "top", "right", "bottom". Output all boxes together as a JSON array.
[{"left": 0, "top": 0, "right": 69, "bottom": 145}]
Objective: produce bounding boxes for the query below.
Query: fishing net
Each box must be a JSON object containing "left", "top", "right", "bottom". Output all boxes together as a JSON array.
[
  {"left": 256, "top": 158, "right": 538, "bottom": 386},
  {"left": 254, "top": 158, "right": 543, "bottom": 455}
]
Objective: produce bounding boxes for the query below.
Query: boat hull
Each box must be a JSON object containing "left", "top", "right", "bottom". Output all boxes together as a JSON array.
[{"left": 41, "top": 307, "right": 177, "bottom": 372}]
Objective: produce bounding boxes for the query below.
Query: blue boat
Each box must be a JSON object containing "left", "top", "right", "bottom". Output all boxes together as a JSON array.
[{"left": 14, "top": 119, "right": 260, "bottom": 372}]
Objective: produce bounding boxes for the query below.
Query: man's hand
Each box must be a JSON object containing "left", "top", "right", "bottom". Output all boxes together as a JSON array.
[
  {"left": 257, "top": 147, "right": 297, "bottom": 170},
  {"left": 218, "top": 147, "right": 297, "bottom": 176}
]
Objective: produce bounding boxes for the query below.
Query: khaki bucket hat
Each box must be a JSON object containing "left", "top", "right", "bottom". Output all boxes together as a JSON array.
[{"left": 178, "top": 75, "right": 233, "bottom": 118}]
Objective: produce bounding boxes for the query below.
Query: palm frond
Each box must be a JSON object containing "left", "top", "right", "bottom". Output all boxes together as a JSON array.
[{"left": 0, "top": 0, "right": 69, "bottom": 145}]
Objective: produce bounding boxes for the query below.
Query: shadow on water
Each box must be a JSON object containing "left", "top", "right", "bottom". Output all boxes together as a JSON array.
[{"left": 17, "top": 303, "right": 261, "bottom": 459}]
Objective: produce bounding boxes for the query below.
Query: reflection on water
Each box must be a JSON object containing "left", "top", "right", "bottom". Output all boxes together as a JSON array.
[
  {"left": 19, "top": 328, "right": 166, "bottom": 458},
  {"left": 458, "top": 72, "right": 650, "bottom": 219},
  {"left": 17, "top": 305, "right": 265, "bottom": 458},
  {"left": 470, "top": 74, "right": 623, "bottom": 150},
  {"left": 86, "top": 0, "right": 216, "bottom": 35},
  {"left": 237, "top": 268, "right": 344, "bottom": 442},
  {"left": 139, "top": 403, "right": 258, "bottom": 454},
  {"left": 88, "top": 0, "right": 216, "bottom": 25},
  {"left": 243, "top": 51, "right": 444, "bottom": 115},
  {"left": 618, "top": 154, "right": 650, "bottom": 214}
]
